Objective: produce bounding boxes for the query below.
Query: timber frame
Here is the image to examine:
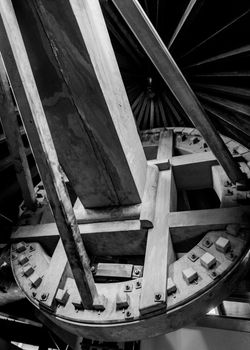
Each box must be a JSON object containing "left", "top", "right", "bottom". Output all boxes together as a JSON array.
[{"left": 0, "top": 0, "right": 249, "bottom": 343}]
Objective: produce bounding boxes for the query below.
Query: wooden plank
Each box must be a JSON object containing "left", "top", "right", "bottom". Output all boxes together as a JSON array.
[
  {"left": 37, "top": 240, "right": 68, "bottom": 311},
  {"left": 169, "top": 206, "right": 250, "bottom": 246},
  {"left": 139, "top": 170, "right": 176, "bottom": 315},
  {"left": 0, "top": 0, "right": 98, "bottom": 309},
  {"left": 140, "top": 130, "right": 176, "bottom": 315},
  {"left": 157, "top": 129, "right": 173, "bottom": 160},
  {"left": 140, "top": 164, "right": 159, "bottom": 228},
  {"left": 11, "top": 220, "right": 147, "bottom": 256},
  {"left": 180, "top": 9, "right": 250, "bottom": 60},
  {"left": 32, "top": 0, "right": 147, "bottom": 206},
  {"left": 0, "top": 56, "right": 36, "bottom": 210},
  {"left": 112, "top": 0, "right": 245, "bottom": 184}
]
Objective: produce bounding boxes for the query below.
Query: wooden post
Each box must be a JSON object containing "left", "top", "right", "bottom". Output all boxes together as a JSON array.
[
  {"left": 112, "top": 0, "right": 245, "bottom": 184},
  {"left": 29, "top": 0, "right": 147, "bottom": 206},
  {"left": 0, "top": 0, "right": 98, "bottom": 309},
  {"left": 0, "top": 56, "right": 36, "bottom": 210}
]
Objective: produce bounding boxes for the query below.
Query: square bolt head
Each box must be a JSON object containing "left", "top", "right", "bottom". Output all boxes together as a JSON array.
[
  {"left": 55, "top": 289, "right": 70, "bottom": 306},
  {"left": 200, "top": 252, "right": 216, "bottom": 269},
  {"left": 29, "top": 272, "right": 42, "bottom": 288},
  {"left": 167, "top": 277, "right": 177, "bottom": 295},
  {"left": 202, "top": 238, "right": 213, "bottom": 248},
  {"left": 182, "top": 268, "right": 198, "bottom": 284},
  {"left": 215, "top": 237, "right": 231, "bottom": 253},
  {"left": 18, "top": 255, "right": 29, "bottom": 266},
  {"left": 188, "top": 252, "right": 199, "bottom": 262},
  {"left": 23, "top": 264, "right": 34, "bottom": 277},
  {"left": 16, "top": 242, "right": 26, "bottom": 253}
]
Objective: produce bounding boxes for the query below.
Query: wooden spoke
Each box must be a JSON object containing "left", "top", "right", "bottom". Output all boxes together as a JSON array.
[
  {"left": 0, "top": 57, "right": 36, "bottom": 210},
  {"left": 168, "top": 0, "right": 200, "bottom": 49},
  {"left": 185, "top": 45, "right": 250, "bottom": 70},
  {"left": 192, "top": 71, "right": 250, "bottom": 78},
  {"left": 201, "top": 102, "right": 250, "bottom": 137},
  {"left": 180, "top": 9, "right": 250, "bottom": 60},
  {"left": 194, "top": 83, "right": 250, "bottom": 100},
  {"left": 197, "top": 92, "right": 250, "bottom": 118}
]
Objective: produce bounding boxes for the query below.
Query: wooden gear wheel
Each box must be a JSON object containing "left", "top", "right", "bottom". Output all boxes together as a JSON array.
[{"left": 11, "top": 128, "right": 250, "bottom": 341}]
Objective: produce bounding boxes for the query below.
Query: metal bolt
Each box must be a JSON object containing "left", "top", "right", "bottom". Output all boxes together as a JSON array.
[
  {"left": 211, "top": 272, "right": 217, "bottom": 277},
  {"left": 134, "top": 269, "right": 139, "bottom": 275},
  {"left": 125, "top": 285, "right": 130, "bottom": 291},
  {"left": 126, "top": 311, "right": 131, "bottom": 317},
  {"left": 32, "top": 292, "right": 37, "bottom": 298},
  {"left": 155, "top": 293, "right": 162, "bottom": 301},
  {"left": 41, "top": 293, "right": 47, "bottom": 300}
]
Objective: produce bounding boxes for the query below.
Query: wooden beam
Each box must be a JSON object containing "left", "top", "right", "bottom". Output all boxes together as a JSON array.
[
  {"left": 157, "top": 129, "right": 173, "bottom": 160},
  {"left": 0, "top": 56, "right": 36, "bottom": 210},
  {"left": 37, "top": 240, "right": 67, "bottom": 311},
  {"left": 11, "top": 220, "right": 147, "bottom": 256},
  {"left": 169, "top": 206, "right": 250, "bottom": 246},
  {"left": 32, "top": 0, "right": 147, "bottom": 206},
  {"left": 2, "top": 1, "right": 123, "bottom": 210},
  {"left": 140, "top": 130, "right": 176, "bottom": 315},
  {"left": 0, "top": 0, "right": 98, "bottom": 309},
  {"left": 112, "top": 0, "right": 244, "bottom": 184}
]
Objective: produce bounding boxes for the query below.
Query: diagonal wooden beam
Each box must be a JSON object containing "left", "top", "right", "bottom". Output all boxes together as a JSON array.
[
  {"left": 0, "top": 0, "right": 98, "bottom": 309},
  {"left": 31, "top": 0, "right": 147, "bottom": 206},
  {"left": 0, "top": 56, "right": 36, "bottom": 210},
  {"left": 112, "top": 0, "right": 245, "bottom": 184}
]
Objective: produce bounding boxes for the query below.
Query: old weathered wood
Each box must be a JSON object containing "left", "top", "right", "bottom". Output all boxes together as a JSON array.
[
  {"left": 169, "top": 206, "right": 250, "bottom": 246},
  {"left": 0, "top": 0, "right": 98, "bottom": 309},
  {"left": 140, "top": 129, "right": 176, "bottom": 315},
  {"left": 37, "top": 240, "right": 68, "bottom": 311},
  {"left": 32, "top": 0, "right": 147, "bottom": 206},
  {"left": 139, "top": 164, "right": 159, "bottom": 228},
  {"left": 157, "top": 129, "right": 173, "bottom": 160},
  {"left": 0, "top": 56, "right": 36, "bottom": 210},
  {"left": 1, "top": 1, "right": 120, "bottom": 210},
  {"left": 11, "top": 220, "right": 147, "bottom": 256},
  {"left": 112, "top": 0, "right": 244, "bottom": 184}
]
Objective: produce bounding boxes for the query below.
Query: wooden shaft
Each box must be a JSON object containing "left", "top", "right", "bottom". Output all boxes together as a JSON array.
[
  {"left": 0, "top": 56, "right": 36, "bottom": 210},
  {"left": 0, "top": 0, "right": 97, "bottom": 308},
  {"left": 112, "top": 0, "right": 244, "bottom": 184}
]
